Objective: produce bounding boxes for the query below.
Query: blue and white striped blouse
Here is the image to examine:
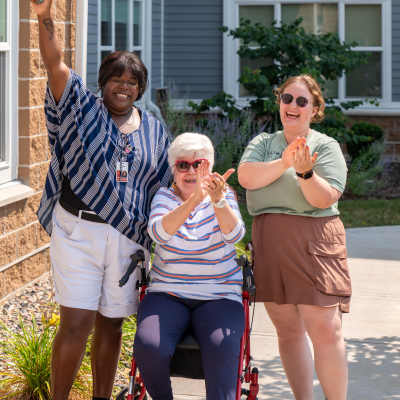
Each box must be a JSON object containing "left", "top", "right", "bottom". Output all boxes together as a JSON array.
[
  {"left": 37, "top": 70, "right": 172, "bottom": 251},
  {"left": 147, "top": 186, "right": 245, "bottom": 303}
]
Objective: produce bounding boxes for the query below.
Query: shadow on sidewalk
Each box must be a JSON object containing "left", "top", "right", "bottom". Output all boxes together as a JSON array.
[
  {"left": 252, "top": 357, "right": 294, "bottom": 399},
  {"left": 251, "top": 336, "right": 400, "bottom": 399},
  {"left": 347, "top": 335, "right": 400, "bottom": 398}
]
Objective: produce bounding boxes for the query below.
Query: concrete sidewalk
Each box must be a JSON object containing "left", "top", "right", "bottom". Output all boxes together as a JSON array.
[{"left": 171, "top": 226, "right": 400, "bottom": 399}]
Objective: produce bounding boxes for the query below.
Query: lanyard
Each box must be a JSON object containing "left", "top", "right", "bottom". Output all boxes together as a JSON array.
[{"left": 116, "top": 134, "right": 133, "bottom": 183}]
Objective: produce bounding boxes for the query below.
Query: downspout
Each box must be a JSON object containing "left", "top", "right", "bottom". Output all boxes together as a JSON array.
[
  {"left": 75, "top": 0, "right": 88, "bottom": 84},
  {"left": 144, "top": 0, "right": 165, "bottom": 124}
]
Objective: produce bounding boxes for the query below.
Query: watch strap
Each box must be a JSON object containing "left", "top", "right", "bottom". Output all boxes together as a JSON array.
[
  {"left": 213, "top": 197, "right": 227, "bottom": 208},
  {"left": 296, "top": 169, "right": 314, "bottom": 179}
]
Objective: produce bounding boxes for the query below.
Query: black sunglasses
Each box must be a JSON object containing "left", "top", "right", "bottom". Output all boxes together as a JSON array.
[{"left": 280, "top": 93, "right": 309, "bottom": 108}]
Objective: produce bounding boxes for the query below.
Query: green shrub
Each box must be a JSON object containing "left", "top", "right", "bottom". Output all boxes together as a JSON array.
[
  {"left": 163, "top": 107, "right": 265, "bottom": 198},
  {"left": 0, "top": 312, "right": 91, "bottom": 400},
  {"left": 346, "top": 141, "right": 384, "bottom": 197},
  {"left": 188, "top": 92, "right": 241, "bottom": 121},
  {"left": 347, "top": 122, "right": 384, "bottom": 161}
]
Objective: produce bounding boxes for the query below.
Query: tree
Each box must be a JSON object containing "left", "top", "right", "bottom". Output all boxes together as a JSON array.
[{"left": 190, "top": 18, "right": 370, "bottom": 135}]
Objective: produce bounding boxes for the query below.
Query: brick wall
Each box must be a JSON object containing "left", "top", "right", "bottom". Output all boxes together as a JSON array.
[
  {"left": 0, "top": 0, "right": 76, "bottom": 300},
  {"left": 348, "top": 115, "right": 400, "bottom": 163}
]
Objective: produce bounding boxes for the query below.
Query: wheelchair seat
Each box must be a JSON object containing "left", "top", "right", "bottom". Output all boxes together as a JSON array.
[{"left": 170, "top": 331, "right": 204, "bottom": 379}]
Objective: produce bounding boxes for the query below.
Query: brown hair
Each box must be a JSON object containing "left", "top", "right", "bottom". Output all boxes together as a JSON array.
[
  {"left": 98, "top": 51, "right": 148, "bottom": 101},
  {"left": 274, "top": 75, "right": 325, "bottom": 123}
]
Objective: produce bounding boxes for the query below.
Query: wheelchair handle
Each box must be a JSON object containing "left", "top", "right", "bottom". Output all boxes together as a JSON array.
[
  {"left": 236, "top": 254, "right": 256, "bottom": 296},
  {"left": 119, "top": 249, "right": 145, "bottom": 287}
]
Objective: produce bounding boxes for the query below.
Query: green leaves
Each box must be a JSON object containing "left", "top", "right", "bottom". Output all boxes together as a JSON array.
[
  {"left": 190, "top": 16, "right": 372, "bottom": 137},
  {"left": 188, "top": 92, "right": 241, "bottom": 120},
  {"left": 0, "top": 312, "right": 91, "bottom": 399},
  {"left": 0, "top": 315, "right": 54, "bottom": 400}
]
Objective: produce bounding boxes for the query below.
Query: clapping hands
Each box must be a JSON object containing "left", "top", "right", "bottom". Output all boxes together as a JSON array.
[
  {"left": 282, "top": 137, "right": 318, "bottom": 173},
  {"left": 194, "top": 161, "right": 234, "bottom": 204},
  {"left": 205, "top": 169, "right": 235, "bottom": 203}
]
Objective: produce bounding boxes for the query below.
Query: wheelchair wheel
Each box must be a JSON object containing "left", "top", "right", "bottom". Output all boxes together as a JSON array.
[{"left": 115, "top": 385, "right": 148, "bottom": 400}]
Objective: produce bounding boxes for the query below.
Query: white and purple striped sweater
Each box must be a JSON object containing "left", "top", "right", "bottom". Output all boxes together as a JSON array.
[{"left": 147, "top": 186, "right": 245, "bottom": 303}]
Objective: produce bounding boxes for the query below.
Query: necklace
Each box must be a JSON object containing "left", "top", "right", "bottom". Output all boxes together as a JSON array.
[{"left": 114, "top": 108, "right": 140, "bottom": 134}]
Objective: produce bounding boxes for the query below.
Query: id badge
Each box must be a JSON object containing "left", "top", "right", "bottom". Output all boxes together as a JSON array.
[{"left": 116, "top": 161, "right": 128, "bottom": 183}]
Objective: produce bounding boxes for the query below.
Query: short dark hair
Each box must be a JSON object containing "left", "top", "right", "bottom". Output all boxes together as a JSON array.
[{"left": 98, "top": 51, "right": 148, "bottom": 101}]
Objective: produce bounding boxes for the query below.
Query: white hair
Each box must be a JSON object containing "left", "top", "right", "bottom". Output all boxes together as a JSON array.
[{"left": 168, "top": 132, "right": 214, "bottom": 172}]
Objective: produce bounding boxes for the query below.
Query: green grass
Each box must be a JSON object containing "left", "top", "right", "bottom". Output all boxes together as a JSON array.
[{"left": 338, "top": 198, "right": 400, "bottom": 228}]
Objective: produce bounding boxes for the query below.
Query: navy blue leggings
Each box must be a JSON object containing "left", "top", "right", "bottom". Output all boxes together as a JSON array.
[{"left": 134, "top": 293, "right": 244, "bottom": 400}]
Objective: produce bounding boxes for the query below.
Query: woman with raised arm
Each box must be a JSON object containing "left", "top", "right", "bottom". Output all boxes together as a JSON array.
[
  {"left": 238, "top": 75, "right": 351, "bottom": 400},
  {"left": 31, "top": 1, "right": 171, "bottom": 399}
]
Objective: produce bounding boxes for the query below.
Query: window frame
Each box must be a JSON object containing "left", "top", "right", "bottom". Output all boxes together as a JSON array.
[
  {"left": 0, "top": 0, "right": 18, "bottom": 185},
  {"left": 97, "top": 0, "right": 152, "bottom": 104},
  {"left": 223, "top": 0, "right": 392, "bottom": 110}
]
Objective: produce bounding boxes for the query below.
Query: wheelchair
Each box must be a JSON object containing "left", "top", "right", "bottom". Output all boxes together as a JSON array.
[{"left": 116, "top": 248, "right": 259, "bottom": 400}]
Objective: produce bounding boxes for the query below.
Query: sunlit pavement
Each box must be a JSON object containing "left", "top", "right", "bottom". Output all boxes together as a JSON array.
[{"left": 170, "top": 226, "right": 400, "bottom": 399}]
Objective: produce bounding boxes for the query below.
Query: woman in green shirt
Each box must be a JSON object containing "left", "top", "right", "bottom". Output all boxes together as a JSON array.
[{"left": 238, "top": 75, "right": 351, "bottom": 400}]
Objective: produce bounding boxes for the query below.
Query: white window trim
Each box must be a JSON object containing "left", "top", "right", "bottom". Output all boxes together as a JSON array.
[
  {"left": 75, "top": 0, "right": 88, "bottom": 85},
  {"left": 144, "top": 0, "right": 153, "bottom": 101},
  {"left": 0, "top": 0, "right": 18, "bottom": 185},
  {"left": 160, "top": 0, "right": 165, "bottom": 88},
  {"left": 97, "top": 0, "right": 152, "bottom": 105},
  {"left": 223, "top": 0, "right": 394, "bottom": 114}
]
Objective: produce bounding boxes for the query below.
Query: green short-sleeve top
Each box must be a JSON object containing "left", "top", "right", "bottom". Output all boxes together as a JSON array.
[{"left": 239, "top": 129, "right": 347, "bottom": 217}]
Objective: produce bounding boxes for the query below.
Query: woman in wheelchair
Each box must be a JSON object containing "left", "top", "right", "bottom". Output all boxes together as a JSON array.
[{"left": 134, "top": 132, "right": 246, "bottom": 400}]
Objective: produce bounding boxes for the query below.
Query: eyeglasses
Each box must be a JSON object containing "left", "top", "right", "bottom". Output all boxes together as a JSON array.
[
  {"left": 175, "top": 159, "right": 206, "bottom": 172},
  {"left": 280, "top": 93, "right": 309, "bottom": 108}
]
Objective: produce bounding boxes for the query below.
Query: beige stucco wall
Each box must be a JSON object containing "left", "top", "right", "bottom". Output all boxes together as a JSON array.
[{"left": 0, "top": 0, "right": 76, "bottom": 300}]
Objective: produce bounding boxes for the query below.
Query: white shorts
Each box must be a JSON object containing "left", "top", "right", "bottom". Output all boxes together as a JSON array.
[{"left": 50, "top": 201, "right": 150, "bottom": 318}]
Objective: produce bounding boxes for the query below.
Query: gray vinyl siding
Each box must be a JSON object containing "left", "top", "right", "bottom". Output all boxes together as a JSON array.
[
  {"left": 152, "top": 0, "right": 162, "bottom": 101},
  {"left": 164, "top": 0, "right": 223, "bottom": 99},
  {"left": 392, "top": 1, "right": 400, "bottom": 101},
  {"left": 86, "top": 0, "right": 99, "bottom": 93}
]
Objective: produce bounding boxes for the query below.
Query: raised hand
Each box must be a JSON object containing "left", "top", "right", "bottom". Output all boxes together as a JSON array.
[
  {"left": 205, "top": 168, "right": 234, "bottom": 203},
  {"left": 192, "top": 160, "right": 210, "bottom": 203},
  {"left": 31, "top": 0, "right": 52, "bottom": 16},
  {"left": 222, "top": 168, "right": 235, "bottom": 182}
]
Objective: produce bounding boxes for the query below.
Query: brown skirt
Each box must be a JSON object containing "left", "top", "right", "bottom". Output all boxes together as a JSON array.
[{"left": 252, "top": 213, "right": 351, "bottom": 313}]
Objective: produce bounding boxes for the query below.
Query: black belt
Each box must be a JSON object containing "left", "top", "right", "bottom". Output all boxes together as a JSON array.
[{"left": 59, "top": 198, "right": 106, "bottom": 224}]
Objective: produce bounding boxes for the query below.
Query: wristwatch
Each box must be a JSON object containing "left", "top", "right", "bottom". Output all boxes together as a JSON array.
[
  {"left": 296, "top": 169, "right": 314, "bottom": 179},
  {"left": 213, "top": 197, "right": 227, "bottom": 208}
]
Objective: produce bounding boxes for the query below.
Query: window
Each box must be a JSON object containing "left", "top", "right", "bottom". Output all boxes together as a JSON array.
[
  {"left": 0, "top": 0, "right": 18, "bottom": 184},
  {"left": 345, "top": 4, "right": 382, "bottom": 97},
  {"left": 99, "top": 0, "right": 144, "bottom": 65},
  {"left": 223, "top": 0, "right": 390, "bottom": 104}
]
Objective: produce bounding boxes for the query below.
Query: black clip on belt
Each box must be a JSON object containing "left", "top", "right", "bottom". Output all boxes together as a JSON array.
[{"left": 119, "top": 249, "right": 146, "bottom": 287}]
